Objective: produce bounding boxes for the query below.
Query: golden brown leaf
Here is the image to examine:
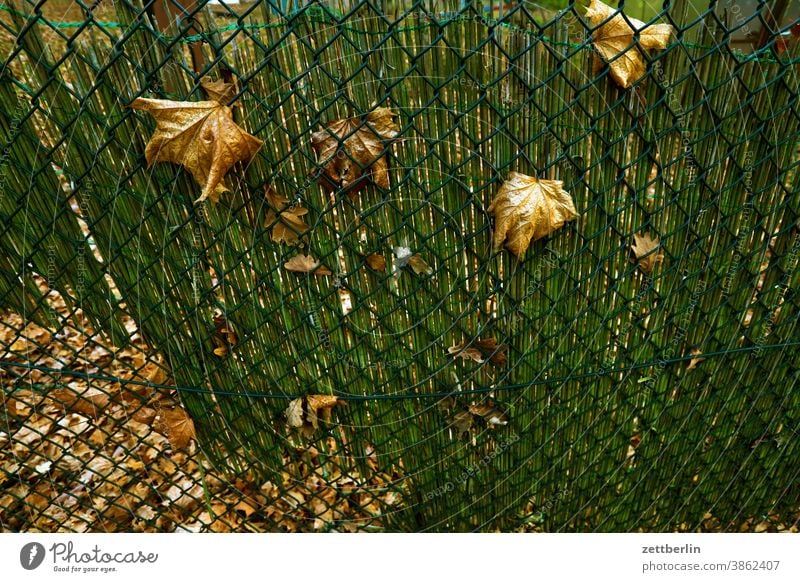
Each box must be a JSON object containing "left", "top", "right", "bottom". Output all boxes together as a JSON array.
[
  {"left": 129, "top": 95, "right": 262, "bottom": 204},
  {"left": 447, "top": 337, "right": 508, "bottom": 366},
  {"left": 265, "top": 188, "right": 309, "bottom": 245},
  {"left": 310, "top": 107, "right": 399, "bottom": 193},
  {"left": 487, "top": 172, "right": 578, "bottom": 257},
  {"left": 154, "top": 407, "right": 196, "bottom": 450},
  {"left": 631, "top": 231, "right": 664, "bottom": 273},
  {"left": 585, "top": 0, "right": 674, "bottom": 89},
  {"left": 363, "top": 252, "right": 386, "bottom": 273},
  {"left": 283, "top": 254, "right": 332, "bottom": 276}
]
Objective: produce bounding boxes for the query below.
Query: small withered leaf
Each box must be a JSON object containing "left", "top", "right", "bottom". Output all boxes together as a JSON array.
[
  {"left": 468, "top": 400, "right": 510, "bottom": 427},
  {"left": 265, "top": 188, "right": 309, "bottom": 246},
  {"left": 687, "top": 348, "right": 705, "bottom": 371},
  {"left": 283, "top": 254, "right": 333, "bottom": 276},
  {"left": 154, "top": 407, "right": 196, "bottom": 450},
  {"left": 364, "top": 252, "right": 387, "bottom": 273},
  {"left": 407, "top": 254, "right": 433, "bottom": 276},
  {"left": 631, "top": 232, "right": 664, "bottom": 273},
  {"left": 285, "top": 395, "right": 341, "bottom": 438},
  {"left": 211, "top": 313, "right": 238, "bottom": 358},
  {"left": 447, "top": 337, "right": 508, "bottom": 367}
]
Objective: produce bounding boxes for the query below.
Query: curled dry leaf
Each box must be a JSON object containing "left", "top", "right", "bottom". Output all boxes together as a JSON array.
[
  {"left": 285, "top": 394, "right": 341, "bottom": 438},
  {"left": 265, "top": 188, "right": 309, "bottom": 245},
  {"left": 363, "top": 252, "right": 386, "bottom": 273},
  {"left": 154, "top": 407, "right": 196, "bottom": 450},
  {"left": 211, "top": 313, "right": 238, "bottom": 357},
  {"left": 441, "top": 397, "right": 510, "bottom": 437},
  {"left": 686, "top": 348, "right": 705, "bottom": 371},
  {"left": 631, "top": 231, "right": 664, "bottom": 273},
  {"left": 129, "top": 84, "right": 262, "bottom": 203},
  {"left": 283, "top": 254, "right": 332, "bottom": 276},
  {"left": 585, "top": 0, "right": 674, "bottom": 89},
  {"left": 488, "top": 172, "right": 578, "bottom": 257},
  {"left": 310, "top": 107, "right": 399, "bottom": 193},
  {"left": 447, "top": 337, "right": 508, "bottom": 367},
  {"left": 468, "top": 400, "right": 510, "bottom": 427},
  {"left": 407, "top": 254, "right": 433, "bottom": 276}
]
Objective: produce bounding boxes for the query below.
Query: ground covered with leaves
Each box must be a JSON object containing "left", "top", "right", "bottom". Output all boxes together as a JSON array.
[{"left": 0, "top": 279, "right": 400, "bottom": 532}]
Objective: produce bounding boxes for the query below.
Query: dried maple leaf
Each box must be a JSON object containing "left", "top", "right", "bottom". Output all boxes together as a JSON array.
[
  {"left": 265, "top": 188, "right": 309, "bottom": 245},
  {"left": 283, "top": 254, "right": 332, "bottom": 276},
  {"left": 631, "top": 231, "right": 664, "bottom": 273},
  {"left": 285, "top": 395, "right": 341, "bottom": 437},
  {"left": 310, "top": 107, "right": 399, "bottom": 193},
  {"left": 585, "top": 0, "right": 674, "bottom": 89},
  {"left": 154, "top": 407, "right": 196, "bottom": 450},
  {"left": 487, "top": 172, "right": 578, "bottom": 257},
  {"left": 129, "top": 84, "right": 262, "bottom": 203},
  {"left": 447, "top": 337, "right": 507, "bottom": 366}
]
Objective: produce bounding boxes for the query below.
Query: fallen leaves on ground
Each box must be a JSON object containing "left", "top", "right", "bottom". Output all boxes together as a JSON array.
[
  {"left": 283, "top": 254, "right": 333, "bottom": 276},
  {"left": 311, "top": 107, "right": 399, "bottom": 194},
  {"left": 1, "top": 280, "right": 402, "bottom": 532},
  {"left": 585, "top": 0, "right": 674, "bottom": 89},
  {"left": 130, "top": 77, "right": 262, "bottom": 204},
  {"left": 447, "top": 337, "right": 508, "bottom": 366},
  {"left": 488, "top": 172, "right": 578, "bottom": 257},
  {"left": 631, "top": 231, "right": 664, "bottom": 273}
]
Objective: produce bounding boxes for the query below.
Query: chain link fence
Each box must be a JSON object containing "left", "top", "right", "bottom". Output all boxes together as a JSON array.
[{"left": 1, "top": 0, "right": 799, "bottom": 532}]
